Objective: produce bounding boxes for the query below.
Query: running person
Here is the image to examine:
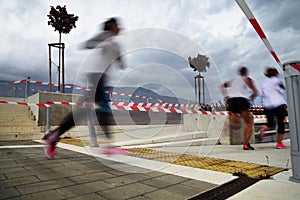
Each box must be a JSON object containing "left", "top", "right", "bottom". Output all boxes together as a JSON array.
[
  {"left": 43, "top": 17, "right": 125, "bottom": 159},
  {"left": 259, "top": 67, "right": 287, "bottom": 149},
  {"left": 220, "top": 66, "right": 258, "bottom": 150}
]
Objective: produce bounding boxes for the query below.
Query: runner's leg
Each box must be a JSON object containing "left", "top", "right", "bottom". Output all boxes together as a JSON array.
[{"left": 241, "top": 110, "right": 254, "bottom": 147}]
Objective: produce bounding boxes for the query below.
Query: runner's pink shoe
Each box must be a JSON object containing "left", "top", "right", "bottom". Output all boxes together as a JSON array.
[
  {"left": 276, "top": 143, "right": 287, "bottom": 149},
  {"left": 102, "top": 147, "right": 129, "bottom": 155},
  {"left": 260, "top": 131, "right": 266, "bottom": 138},
  {"left": 43, "top": 133, "right": 58, "bottom": 159},
  {"left": 259, "top": 128, "right": 266, "bottom": 138}
]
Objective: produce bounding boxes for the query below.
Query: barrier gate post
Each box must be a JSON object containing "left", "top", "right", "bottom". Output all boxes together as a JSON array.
[{"left": 283, "top": 61, "right": 300, "bottom": 183}]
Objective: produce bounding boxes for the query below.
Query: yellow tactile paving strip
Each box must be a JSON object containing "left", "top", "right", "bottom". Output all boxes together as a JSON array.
[
  {"left": 59, "top": 138, "right": 285, "bottom": 179},
  {"left": 59, "top": 138, "right": 88, "bottom": 146}
]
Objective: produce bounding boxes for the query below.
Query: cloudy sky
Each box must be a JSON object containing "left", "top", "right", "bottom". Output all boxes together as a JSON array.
[{"left": 1, "top": 0, "right": 299, "bottom": 103}]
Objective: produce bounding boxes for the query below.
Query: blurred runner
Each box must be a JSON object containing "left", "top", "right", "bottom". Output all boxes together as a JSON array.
[
  {"left": 220, "top": 66, "right": 258, "bottom": 150},
  {"left": 43, "top": 17, "right": 125, "bottom": 159},
  {"left": 258, "top": 67, "right": 287, "bottom": 149}
]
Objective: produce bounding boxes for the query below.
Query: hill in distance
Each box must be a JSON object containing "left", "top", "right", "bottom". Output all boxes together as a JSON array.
[{"left": 0, "top": 80, "right": 193, "bottom": 104}]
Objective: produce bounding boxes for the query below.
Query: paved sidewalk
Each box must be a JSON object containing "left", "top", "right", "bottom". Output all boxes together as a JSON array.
[
  {"left": 1, "top": 139, "right": 299, "bottom": 200},
  {"left": 0, "top": 141, "right": 216, "bottom": 200}
]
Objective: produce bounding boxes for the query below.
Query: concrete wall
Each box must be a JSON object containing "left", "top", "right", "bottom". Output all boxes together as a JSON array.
[
  {"left": 183, "top": 114, "right": 255, "bottom": 145},
  {"left": 27, "top": 92, "right": 84, "bottom": 126},
  {"left": 25, "top": 93, "right": 254, "bottom": 145}
]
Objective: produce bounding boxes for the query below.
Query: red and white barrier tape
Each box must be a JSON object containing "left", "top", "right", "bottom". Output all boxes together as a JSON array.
[
  {"left": 9, "top": 79, "right": 28, "bottom": 84},
  {"left": 0, "top": 100, "right": 268, "bottom": 118},
  {"left": 17, "top": 87, "right": 47, "bottom": 93},
  {"left": 107, "top": 91, "right": 161, "bottom": 101},
  {"left": 236, "top": 0, "right": 283, "bottom": 69},
  {"left": 109, "top": 100, "right": 265, "bottom": 111},
  {"left": 7, "top": 79, "right": 164, "bottom": 101},
  {"left": 109, "top": 98, "right": 207, "bottom": 109},
  {"left": 0, "top": 100, "right": 225, "bottom": 115},
  {"left": 0, "top": 100, "right": 50, "bottom": 107},
  {"left": 290, "top": 63, "right": 300, "bottom": 72},
  {"left": 45, "top": 101, "right": 84, "bottom": 106},
  {"left": 110, "top": 101, "right": 228, "bottom": 116},
  {"left": 29, "top": 80, "right": 90, "bottom": 91},
  {"left": 3, "top": 78, "right": 266, "bottom": 113},
  {"left": 8, "top": 79, "right": 90, "bottom": 91}
]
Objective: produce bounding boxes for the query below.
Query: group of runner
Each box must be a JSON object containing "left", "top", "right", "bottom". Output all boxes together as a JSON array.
[
  {"left": 221, "top": 66, "right": 287, "bottom": 150},
  {"left": 43, "top": 17, "right": 287, "bottom": 159}
]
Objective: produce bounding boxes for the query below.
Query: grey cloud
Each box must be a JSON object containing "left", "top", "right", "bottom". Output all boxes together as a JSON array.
[
  {"left": 207, "top": 0, "right": 235, "bottom": 14},
  {"left": 249, "top": 0, "right": 300, "bottom": 32},
  {"left": 1, "top": 0, "right": 298, "bottom": 103}
]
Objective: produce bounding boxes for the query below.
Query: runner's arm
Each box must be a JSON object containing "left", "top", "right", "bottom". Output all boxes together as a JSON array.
[
  {"left": 220, "top": 81, "right": 230, "bottom": 98},
  {"left": 245, "top": 77, "right": 258, "bottom": 101}
]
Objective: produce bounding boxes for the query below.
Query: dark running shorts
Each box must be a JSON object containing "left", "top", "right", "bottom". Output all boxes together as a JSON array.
[
  {"left": 264, "top": 104, "right": 286, "bottom": 134},
  {"left": 227, "top": 97, "right": 251, "bottom": 114}
]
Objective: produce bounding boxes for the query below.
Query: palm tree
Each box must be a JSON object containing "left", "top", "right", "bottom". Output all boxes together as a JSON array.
[{"left": 47, "top": 5, "right": 78, "bottom": 92}]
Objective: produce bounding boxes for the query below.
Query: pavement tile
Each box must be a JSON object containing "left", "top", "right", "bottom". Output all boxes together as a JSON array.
[
  {"left": 69, "top": 171, "right": 116, "bottom": 184},
  {"left": 0, "top": 165, "right": 26, "bottom": 174},
  {"left": 39, "top": 158, "right": 68, "bottom": 165},
  {"left": 5, "top": 168, "right": 53, "bottom": 179},
  {"left": 104, "top": 173, "right": 152, "bottom": 187},
  {"left": 46, "top": 165, "right": 81, "bottom": 173},
  {"left": 8, "top": 190, "right": 65, "bottom": 200},
  {"left": 143, "top": 184, "right": 201, "bottom": 200},
  {"left": 127, "top": 196, "right": 150, "bottom": 200},
  {"left": 99, "top": 182, "right": 157, "bottom": 200},
  {"left": 107, "top": 169, "right": 131, "bottom": 176},
  {"left": 0, "top": 159, "right": 17, "bottom": 167},
  {"left": 32, "top": 162, "right": 64, "bottom": 169},
  {"left": 0, "top": 187, "right": 20, "bottom": 200},
  {"left": 23, "top": 164, "right": 59, "bottom": 171},
  {"left": 0, "top": 174, "right": 6, "bottom": 181},
  {"left": 1, "top": 161, "right": 40, "bottom": 170},
  {"left": 63, "top": 163, "right": 105, "bottom": 172},
  {"left": 0, "top": 175, "right": 40, "bottom": 188},
  {"left": 14, "top": 157, "right": 39, "bottom": 164},
  {"left": 0, "top": 141, "right": 222, "bottom": 199},
  {"left": 66, "top": 193, "right": 109, "bottom": 200},
  {"left": 84, "top": 180, "right": 116, "bottom": 191},
  {"left": 165, "top": 183, "right": 206, "bottom": 196},
  {"left": 82, "top": 161, "right": 114, "bottom": 171},
  {"left": 182, "top": 179, "right": 217, "bottom": 191},
  {"left": 36, "top": 170, "right": 83, "bottom": 181},
  {"left": 55, "top": 180, "right": 112, "bottom": 198},
  {"left": 142, "top": 187, "right": 191, "bottom": 200},
  {"left": 16, "top": 178, "right": 75, "bottom": 195},
  {"left": 141, "top": 171, "right": 168, "bottom": 178},
  {"left": 141, "top": 174, "right": 189, "bottom": 188}
]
